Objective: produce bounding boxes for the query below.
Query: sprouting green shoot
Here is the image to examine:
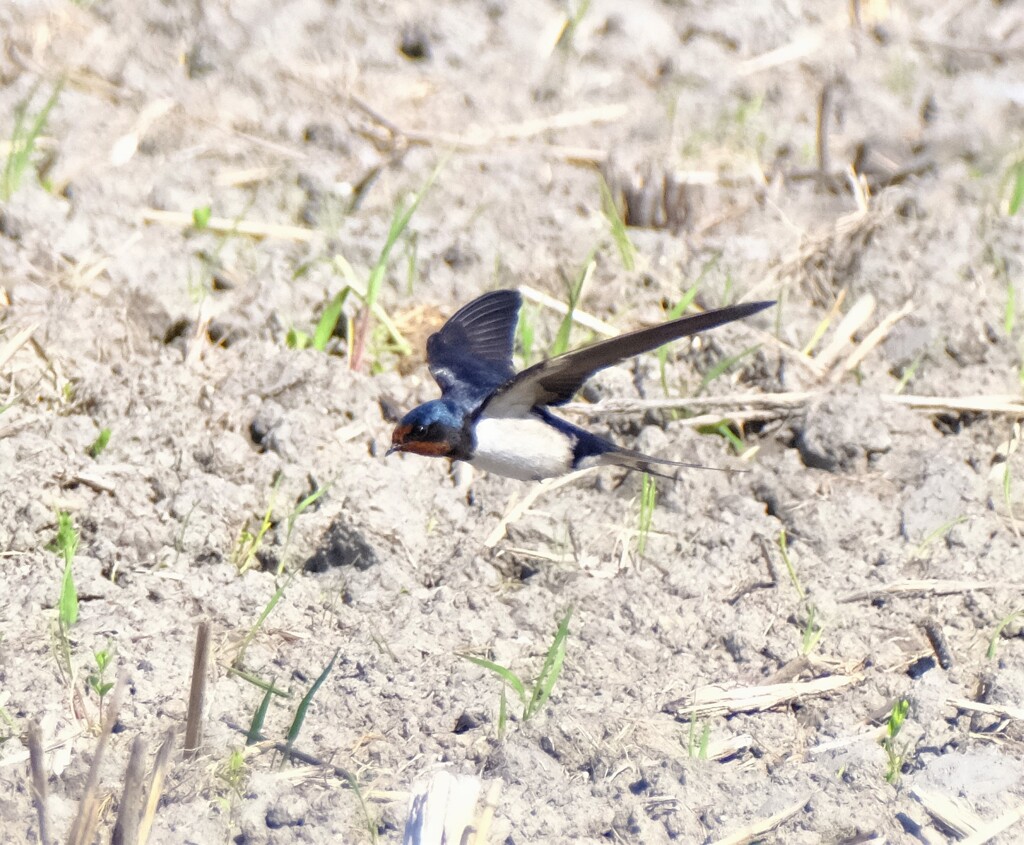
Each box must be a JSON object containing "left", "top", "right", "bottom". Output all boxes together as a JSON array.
[
  {"left": 462, "top": 608, "right": 573, "bottom": 734},
  {"left": 912, "top": 515, "right": 968, "bottom": 559},
  {"left": 233, "top": 483, "right": 332, "bottom": 666},
  {"left": 550, "top": 254, "right": 595, "bottom": 358},
  {"left": 350, "top": 159, "right": 444, "bottom": 370},
  {"left": 277, "top": 481, "right": 332, "bottom": 576},
  {"left": 88, "top": 427, "right": 111, "bottom": 458},
  {"left": 346, "top": 773, "right": 380, "bottom": 844},
  {"left": 703, "top": 420, "right": 746, "bottom": 454},
  {"left": 524, "top": 608, "right": 572, "bottom": 720},
  {"left": 894, "top": 352, "right": 924, "bottom": 394},
  {"left": 87, "top": 646, "right": 115, "bottom": 714},
  {"left": 217, "top": 748, "right": 248, "bottom": 799},
  {"left": 313, "top": 287, "right": 351, "bottom": 352},
  {"left": 466, "top": 656, "right": 526, "bottom": 712},
  {"left": 987, "top": 607, "right": 1024, "bottom": 659},
  {"left": 284, "top": 649, "right": 339, "bottom": 757},
  {"left": 555, "top": 0, "right": 592, "bottom": 53},
  {"left": 881, "top": 698, "right": 911, "bottom": 784},
  {"left": 1002, "top": 424, "right": 1018, "bottom": 533},
  {"left": 496, "top": 686, "right": 509, "bottom": 741},
  {"left": 228, "top": 666, "right": 290, "bottom": 697},
  {"left": 236, "top": 573, "right": 295, "bottom": 668},
  {"left": 800, "top": 604, "right": 823, "bottom": 655},
  {"left": 778, "top": 529, "right": 803, "bottom": 599},
  {"left": 247, "top": 684, "right": 276, "bottom": 746},
  {"left": 192, "top": 205, "right": 212, "bottom": 230},
  {"left": 599, "top": 176, "right": 635, "bottom": 271},
  {"left": 286, "top": 326, "right": 312, "bottom": 350},
  {"left": 636, "top": 473, "right": 656, "bottom": 557},
  {"left": 1004, "top": 158, "right": 1024, "bottom": 216},
  {"left": 2, "top": 81, "right": 63, "bottom": 201},
  {"left": 304, "top": 252, "right": 413, "bottom": 360},
  {"left": 696, "top": 344, "right": 760, "bottom": 395},
  {"left": 687, "top": 716, "right": 711, "bottom": 760},
  {"left": 55, "top": 512, "right": 79, "bottom": 631},
  {"left": 404, "top": 230, "right": 419, "bottom": 295},
  {"left": 233, "top": 477, "right": 281, "bottom": 574},
  {"left": 778, "top": 529, "right": 823, "bottom": 655}
]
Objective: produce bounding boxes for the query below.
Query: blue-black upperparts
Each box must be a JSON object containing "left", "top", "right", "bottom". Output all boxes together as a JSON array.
[
  {"left": 481, "top": 298, "right": 775, "bottom": 416},
  {"left": 397, "top": 290, "right": 775, "bottom": 475},
  {"left": 425, "top": 289, "right": 522, "bottom": 412}
]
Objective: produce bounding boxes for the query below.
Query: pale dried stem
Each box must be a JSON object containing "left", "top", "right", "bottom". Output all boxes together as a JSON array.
[
  {"left": 111, "top": 736, "right": 147, "bottom": 845},
  {"left": 67, "top": 673, "right": 128, "bottom": 845},
  {"left": 665, "top": 675, "right": 860, "bottom": 719},
  {"left": 142, "top": 209, "right": 317, "bottom": 242},
  {"left": 709, "top": 794, "right": 811, "bottom": 845},
  {"left": 138, "top": 730, "right": 176, "bottom": 845}
]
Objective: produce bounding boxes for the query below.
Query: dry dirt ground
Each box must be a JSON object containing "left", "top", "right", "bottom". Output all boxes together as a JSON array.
[{"left": 2, "top": 1, "right": 1024, "bottom": 843}]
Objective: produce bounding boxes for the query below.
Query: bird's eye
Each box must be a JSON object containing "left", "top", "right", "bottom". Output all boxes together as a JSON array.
[{"left": 410, "top": 424, "right": 427, "bottom": 438}]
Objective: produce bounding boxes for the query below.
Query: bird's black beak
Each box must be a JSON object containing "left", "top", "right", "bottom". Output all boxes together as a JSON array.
[{"left": 385, "top": 444, "right": 399, "bottom": 457}]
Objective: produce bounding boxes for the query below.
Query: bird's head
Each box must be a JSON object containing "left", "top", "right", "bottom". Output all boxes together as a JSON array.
[{"left": 387, "top": 400, "right": 470, "bottom": 459}]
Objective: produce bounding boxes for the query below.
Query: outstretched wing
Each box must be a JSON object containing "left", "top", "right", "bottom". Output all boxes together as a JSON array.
[
  {"left": 483, "top": 300, "right": 774, "bottom": 416},
  {"left": 426, "top": 289, "right": 522, "bottom": 407}
]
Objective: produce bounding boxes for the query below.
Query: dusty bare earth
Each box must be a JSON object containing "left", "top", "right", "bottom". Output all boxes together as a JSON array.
[{"left": 2, "top": 1, "right": 1024, "bottom": 843}]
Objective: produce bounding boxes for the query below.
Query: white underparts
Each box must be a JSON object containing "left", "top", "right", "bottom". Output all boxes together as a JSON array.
[{"left": 469, "top": 415, "right": 576, "bottom": 481}]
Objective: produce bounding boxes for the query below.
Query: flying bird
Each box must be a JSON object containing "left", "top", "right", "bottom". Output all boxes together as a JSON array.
[{"left": 387, "top": 289, "right": 773, "bottom": 481}]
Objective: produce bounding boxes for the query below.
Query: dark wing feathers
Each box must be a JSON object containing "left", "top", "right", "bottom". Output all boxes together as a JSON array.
[
  {"left": 484, "top": 300, "right": 773, "bottom": 415},
  {"left": 426, "top": 289, "right": 522, "bottom": 406}
]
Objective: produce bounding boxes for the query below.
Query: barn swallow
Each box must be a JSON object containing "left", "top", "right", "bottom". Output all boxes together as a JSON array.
[{"left": 387, "top": 289, "right": 773, "bottom": 481}]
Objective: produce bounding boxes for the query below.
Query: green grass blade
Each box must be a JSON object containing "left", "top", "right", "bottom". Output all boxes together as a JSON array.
[
  {"left": 524, "top": 608, "right": 573, "bottom": 720},
  {"left": 1007, "top": 160, "right": 1024, "bottom": 215},
  {"left": 599, "top": 176, "right": 635, "bottom": 271},
  {"left": 285, "top": 648, "right": 339, "bottom": 753},
  {"left": 247, "top": 684, "right": 276, "bottom": 746},
  {"left": 701, "top": 420, "right": 746, "bottom": 454},
  {"left": 88, "top": 427, "right": 111, "bottom": 458},
  {"left": 328, "top": 254, "right": 413, "bottom": 357},
  {"left": 2, "top": 81, "right": 62, "bottom": 200},
  {"left": 313, "top": 288, "right": 350, "bottom": 351},
  {"left": 55, "top": 512, "right": 79, "bottom": 629},
  {"left": 192, "top": 205, "right": 212, "bottom": 229},
  {"left": 550, "top": 255, "right": 595, "bottom": 358},
  {"left": 56, "top": 511, "right": 79, "bottom": 567},
  {"left": 987, "top": 606, "right": 1024, "bottom": 659},
  {"left": 277, "top": 480, "right": 333, "bottom": 575},
  {"left": 351, "top": 158, "right": 445, "bottom": 370},
  {"left": 59, "top": 559, "right": 78, "bottom": 629},
  {"left": 696, "top": 344, "right": 760, "bottom": 395},
  {"left": 777, "top": 529, "right": 804, "bottom": 600},
  {"left": 236, "top": 571, "right": 295, "bottom": 665},
  {"left": 636, "top": 473, "right": 656, "bottom": 557},
  {"left": 227, "top": 666, "right": 290, "bottom": 697},
  {"left": 497, "top": 686, "right": 508, "bottom": 741},
  {"left": 462, "top": 655, "right": 528, "bottom": 706},
  {"left": 0, "top": 100, "right": 28, "bottom": 201}
]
